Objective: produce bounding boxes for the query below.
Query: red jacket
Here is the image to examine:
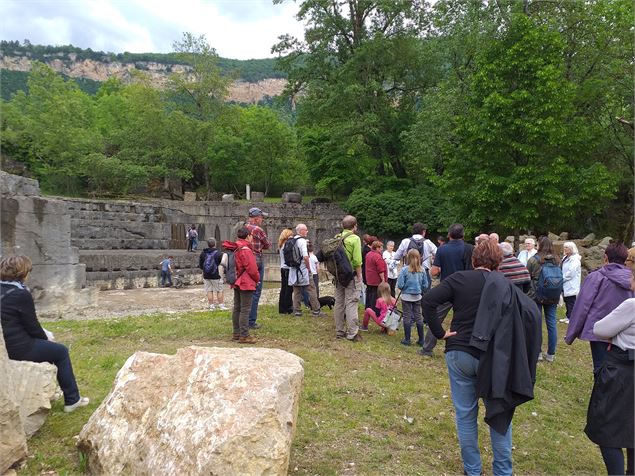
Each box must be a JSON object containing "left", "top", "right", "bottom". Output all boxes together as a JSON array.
[
  {"left": 222, "top": 239, "right": 260, "bottom": 291},
  {"left": 365, "top": 249, "right": 387, "bottom": 286}
]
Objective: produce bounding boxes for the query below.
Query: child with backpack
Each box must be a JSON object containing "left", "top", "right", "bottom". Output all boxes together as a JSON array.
[
  {"left": 527, "top": 236, "right": 563, "bottom": 362},
  {"left": 198, "top": 238, "right": 227, "bottom": 311},
  {"left": 397, "top": 249, "right": 428, "bottom": 347},
  {"left": 361, "top": 281, "right": 396, "bottom": 336}
]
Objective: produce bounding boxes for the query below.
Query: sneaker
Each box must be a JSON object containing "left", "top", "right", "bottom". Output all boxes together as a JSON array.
[
  {"left": 559, "top": 318, "right": 569, "bottom": 324},
  {"left": 418, "top": 349, "right": 433, "bottom": 357},
  {"left": 64, "top": 396, "right": 90, "bottom": 413},
  {"left": 360, "top": 326, "right": 369, "bottom": 332},
  {"left": 209, "top": 304, "right": 217, "bottom": 311},
  {"left": 545, "top": 353, "right": 555, "bottom": 363},
  {"left": 249, "top": 323, "right": 262, "bottom": 330},
  {"left": 238, "top": 336, "right": 257, "bottom": 344},
  {"left": 218, "top": 304, "right": 228, "bottom": 311},
  {"left": 416, "top": 339, "right": 424, "bottom": 347},
  {"left": 350, "top": 333, "right": 363, "bottom": 343},
  {"left": 293, "top": 312, "right": 303, "bottom": 317},
  {"left": 401, "top": 339, "right": 411, "bottom": 346},
  {"left": 537, "top": 352, "right": 544, "bottom": 361},
  {"left": 312, "top": 310, "right": 326, "bottom": 318}
]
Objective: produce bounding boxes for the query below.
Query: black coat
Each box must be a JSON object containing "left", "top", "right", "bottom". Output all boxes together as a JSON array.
[
  {"left": 1, "top": 282, "right": 47, "bottom": 359},
  {"left": 469, "top": 272, "right": 542, "bottom": 434}
]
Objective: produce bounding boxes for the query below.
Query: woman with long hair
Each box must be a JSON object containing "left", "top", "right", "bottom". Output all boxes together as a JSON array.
[
  {"left": 278, "top": 228, "right": 295, "bottom": 314},
  {"left": 527, "top": 236, "right": 561, "bottom": 362},
  {"left": 397, "top": 249, "right": 427, "bottom": 346}
]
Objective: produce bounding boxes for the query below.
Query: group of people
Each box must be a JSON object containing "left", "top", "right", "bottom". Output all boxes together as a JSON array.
[{"left": 2, "top": 207, "right": 634, "bottom": 476}]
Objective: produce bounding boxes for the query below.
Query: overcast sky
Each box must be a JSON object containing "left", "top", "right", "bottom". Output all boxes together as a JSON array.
[{"left": 0, "top": 0, "right": 306, "bottom": 59}]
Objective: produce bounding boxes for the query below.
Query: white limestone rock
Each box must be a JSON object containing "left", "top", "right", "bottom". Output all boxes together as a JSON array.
[
  {"left": 0, "top": 333, "right": 27, "bottom": 474},
  {"left": 7, "top": 360, "right": 58, "bottom": 438},
  {"left": 78, "top": 346, "right": 304, "bottom": 476}
]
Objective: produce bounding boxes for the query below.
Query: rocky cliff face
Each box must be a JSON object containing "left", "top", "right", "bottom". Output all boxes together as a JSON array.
[{"left": 0, "top": 54, "right": 286, "bottom": 104}]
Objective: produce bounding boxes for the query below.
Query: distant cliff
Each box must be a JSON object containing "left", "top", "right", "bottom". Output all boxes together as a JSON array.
[{"left": 0, "top": 41, "right": 287, "bottom": 103}]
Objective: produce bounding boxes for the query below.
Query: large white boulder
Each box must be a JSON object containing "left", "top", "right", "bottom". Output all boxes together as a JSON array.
[
  {"left": 78, "top": 346, "right": 304, "bottom": 476},
  {"left": 0, "top": 333, "right": 27, "bottom": 474},
  {"left": 7, "top": 360, "right": 58, "bottom": 437}
]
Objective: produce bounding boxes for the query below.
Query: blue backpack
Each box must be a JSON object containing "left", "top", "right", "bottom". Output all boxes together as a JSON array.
[
  {"left": 535, "top": 257, "right": 563, "bottom": 304},
  {"left": 203, "top": 250, "right": 219, "bottom": 275}
]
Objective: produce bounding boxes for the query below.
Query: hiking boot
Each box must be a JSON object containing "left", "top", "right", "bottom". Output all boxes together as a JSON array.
[
  {"left": 418, "top": 349, "right": 433, "bottom": 357},
  {"left": 238, "top": 336, "right": 257, "bottom": 344},
  {"left": 350, "top": 333, "right": 363, "bottom": 343},
  {"left": 231, "top": 334, "right": 240, "bottom": 341},
  {"left": 64, "top": 396, "right": 90, "bottom": 413},
  {"left": 401, "top": 339, "right": 411, "bottom": 346}
]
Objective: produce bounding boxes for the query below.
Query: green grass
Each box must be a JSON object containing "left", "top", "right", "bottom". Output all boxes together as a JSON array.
[{"left": 22, "top": 306, "right": 603, "bottom": 475}]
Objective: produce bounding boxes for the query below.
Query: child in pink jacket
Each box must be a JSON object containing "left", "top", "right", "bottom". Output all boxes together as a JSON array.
[{"left": 361, "top": 282, "right": 396, "bottom": 335}]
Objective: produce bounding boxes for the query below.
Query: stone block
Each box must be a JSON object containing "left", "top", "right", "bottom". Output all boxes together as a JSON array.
[
  {"left": 78, "top": 346, "right": 304, "bottom": 476},
  {"left": 250, "top": 191, "right": 265, "bottom": 201},
  {"left": 581, "top": 246, "right": 605, "bottom": 272},
  {"left": 183, "top": 192, "right": 197, "bottom": 202},
  {"left": 0, "top": 332, "right": 27, "bottom": 474},
  {"left": 598, "top": 236, "right": 613, "bottom": 249},
  {"left": 559, "top": 232, "right": 569, "bottom": 241},
  {"left": 282, "top": 192, "right": 302, "bottom": 204},
  {"left": 0, "top": 171, "right": 40, "bottom": 197},
  {"left": 221, "top": 194, "right": 234, "bottom": 202},
  {"left": 7, "top": 360, "right": 58, "bottom": 438}
]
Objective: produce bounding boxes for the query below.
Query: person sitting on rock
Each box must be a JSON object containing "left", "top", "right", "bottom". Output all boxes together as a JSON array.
[{"left": 0, "top": 255, "right": 89, "bottom": 413}]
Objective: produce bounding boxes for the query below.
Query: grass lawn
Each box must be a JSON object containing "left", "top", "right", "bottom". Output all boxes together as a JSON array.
[{"left": 23, "top": 305, "right": 603, "bottom": 475}]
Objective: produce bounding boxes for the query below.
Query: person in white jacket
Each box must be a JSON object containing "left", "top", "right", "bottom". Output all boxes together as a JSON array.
[
  {"left": 517, "top": 238, "right": 537, "bottom": 265},
  {"left": 559, "top": 241, "right": 582, "bottom": 324}
]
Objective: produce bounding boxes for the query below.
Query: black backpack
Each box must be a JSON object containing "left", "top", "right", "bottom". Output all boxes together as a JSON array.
[
  {"left": 283, "top": 237, "right": 303, "bottom": 268},
  {"left": 407, "top": 237, "right": 426, "bottom": 261}
]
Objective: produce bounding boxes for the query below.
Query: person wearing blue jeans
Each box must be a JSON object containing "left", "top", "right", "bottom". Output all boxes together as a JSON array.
[
  {"left": 245, "top": 207, "right": 272, "bottom": 329},
  {"left": 446, "top": 350, "right": 513, "bottom": 476},
  {"left": 249, "top": 257, "right": 265, "bottom": 327},
  {"left": 537, "top": 303, "right": 557, "bottom": 360}
]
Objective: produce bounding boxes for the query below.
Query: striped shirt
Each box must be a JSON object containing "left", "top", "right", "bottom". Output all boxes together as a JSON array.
[{"left": 499, "top": 255, "right": 531, "bottom": 285}]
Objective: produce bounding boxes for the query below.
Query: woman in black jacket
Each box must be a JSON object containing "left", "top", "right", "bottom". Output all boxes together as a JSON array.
[{"left": 1, "top": 256, "right": 89, "bottom": 413}]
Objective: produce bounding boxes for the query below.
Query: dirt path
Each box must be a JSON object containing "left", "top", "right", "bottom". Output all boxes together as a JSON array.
[{"left": 44, "top": 282, "right": 335, "bottom": 321}]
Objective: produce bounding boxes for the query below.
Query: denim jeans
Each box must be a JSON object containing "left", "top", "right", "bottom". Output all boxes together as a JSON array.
[
  {"left": 590, "top": 341, "right": 609, "bottom": 372},
  {"left": 537, "top": 303, "right": 557, "bottom": 355},
  {"left": 161, "top": 270, "right": 172, "bottom": 286},
  {"left": 20, "top": 339, "right": 81, "bottom": 405},
  {"left": 248, "top": 257, "right": 265, "bottom": 326},
  {"left": 445, "top": 351, "right": 513, "bottom": 476}
]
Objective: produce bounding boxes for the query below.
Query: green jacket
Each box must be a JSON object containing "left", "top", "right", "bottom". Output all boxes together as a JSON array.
[{"left": 338, "top": 230, "right": 362, "bottom": 269}]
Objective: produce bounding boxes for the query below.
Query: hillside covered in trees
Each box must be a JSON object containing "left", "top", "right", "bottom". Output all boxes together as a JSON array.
[{"left": 1, "top": 1, "right": 633, "bottom": 241}]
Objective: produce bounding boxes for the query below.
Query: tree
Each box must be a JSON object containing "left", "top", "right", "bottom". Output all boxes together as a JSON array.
[{"left": 441, "top": 14, "right": 617, "bottom": 235}]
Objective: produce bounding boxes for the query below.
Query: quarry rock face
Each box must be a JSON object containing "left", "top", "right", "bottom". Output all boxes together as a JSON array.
[{"left": 78, "top": 346, "right": 304, "bottom": 476}]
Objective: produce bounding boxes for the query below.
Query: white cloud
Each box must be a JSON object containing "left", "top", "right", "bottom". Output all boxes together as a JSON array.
[{"left": 0, "top": 0, "right": 305, "bottom": 59}]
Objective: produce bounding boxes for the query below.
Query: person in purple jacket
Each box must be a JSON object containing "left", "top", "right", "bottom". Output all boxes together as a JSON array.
[{"left": 564, "top": 242, "right": 634, "bottom": 371}]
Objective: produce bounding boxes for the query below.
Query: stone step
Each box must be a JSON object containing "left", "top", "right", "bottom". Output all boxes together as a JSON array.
[
  {"left": 72, "top": 238, "right": 173, "bottom": 250},
  {"left": 71, "top": 220, "right": 171, "bottom": 240},
  {"left": 65, "top": 201, "right": 162, "bottom": 215},
  {"left": 69, "top": 210, "right": 164, "bottom": 222},
  {"left": 85, "top": 269, "right": 203, "bottom": 291},
  {"left": 80, "top": 250, "right": 200, "bottom": 272}
]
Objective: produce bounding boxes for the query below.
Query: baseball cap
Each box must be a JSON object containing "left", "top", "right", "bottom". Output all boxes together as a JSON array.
[{"left": 249, "top": 207, "right": 269, "bottom": 217}]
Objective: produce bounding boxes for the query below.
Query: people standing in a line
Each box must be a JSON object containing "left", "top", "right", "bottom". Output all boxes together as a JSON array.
[
  {"left": 159, "top": 256, "right": 173, "bottom": 287},
  {"left": 397, "top": 249, "right": 428, "bottom": 347},
  {"left": 587, "top": 267, "right": 635, "bottom": 476},
  {"left": 333, "top": 215, "right": 363, "bottom": 342},
  {"left": 186, "top": 225, "right": 198, "bottom": 252},
  {"left": 527, "top": 236, "right": 561, "bottom": 363},
  {"left": 565, "top": 242, "right": 634, "bottom": 371},
  {"left": 391, "top": 223, "right": 437, "bottom": 293},
  {"left": 421, "top": 241, "right": 541, "bottom": 476},
  {"left": 308, "top": 241, "right": 320, "bottom": 299},
  {"left": 517, "top": 238, "right": 537, "bottom": 266},
  {"left": 1, "top": 256, "right": 90, "bottom": 413},
  {"left": 383, "top": 241, "right": 399, "bottom": 297},
  {"left": 364, "top": 240, "right": 387, "bottom": 317},
  {"left": 198, "top": 239, "right": 227, "bottom": 311},
  {"left": 498, "top": 242, "right": 531, "bottom": 293},
  {"left": 559, "top": 242, "right": 581, "bottom": 324},
  {"left": 223, "top": 227, "right": 260, "bottom": 344},
  {"left": 361, "top": 281, "right": 396, "bottom": 335},
  {"left": 420, "top": 223, "right": 473, "bottom": 357},
  {"left": 288, "top": 224, "right": 324, "bottom": 318},
  {"left": 277, "top": 228, "right": 295, "bottom": 315},
  {"left": 244, "top": 207, "right": 271, "bottom": 329}
]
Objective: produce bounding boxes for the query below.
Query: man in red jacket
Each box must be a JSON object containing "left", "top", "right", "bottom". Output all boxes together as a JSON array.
[{"left": 223, "top": 227, "right": 260, "bottom": 344}]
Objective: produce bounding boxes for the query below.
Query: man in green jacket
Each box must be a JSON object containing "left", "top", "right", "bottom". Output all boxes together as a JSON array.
[{"left": 335, "top": 215, "right": 363, "bottom": 342}]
